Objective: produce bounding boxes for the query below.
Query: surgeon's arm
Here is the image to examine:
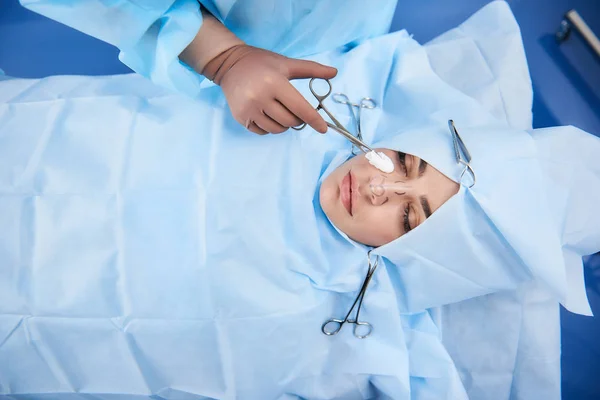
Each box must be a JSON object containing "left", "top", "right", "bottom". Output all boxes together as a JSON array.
[
  {"left": 180, "top": 8, "right": 337, "bottom": 135},
  {"left": 20, "top": 0, "right": 205, "bottom": 94},
  {"left": 179, "top": 7, "right": 244, "bottom": 78},
  {"left": 20, "top": 0, "right": 335, "bottom": 134}
]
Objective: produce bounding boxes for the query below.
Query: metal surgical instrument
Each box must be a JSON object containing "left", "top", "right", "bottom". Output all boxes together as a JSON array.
[
  {"left": 448, "top": 119, "right": 476, "bottom": 188},
  {"left": 332, "top": 93, "right": 377, "bottom": 154},
  {"left": 293, "top": 78, "right": 375, "bottom": 154},
  {"left": 322, "top": 251, "right": 380, "bottom": 339}
]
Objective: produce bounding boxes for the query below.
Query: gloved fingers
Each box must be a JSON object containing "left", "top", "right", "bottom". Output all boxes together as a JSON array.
[
  {"left": 254, "top": 113, "right": 288, "bottom": 134},
  {"left": 286, "top": 59, "right": 338, "bottom": 80},
  {"left": 264, "top": 101, "right": 303, "bottom": 128},
  {"left": 245, "top": 119, "right": 269, "bottom": 135},
  {"left": 277, "top": 84, "right": 327, "bottom": 133}
]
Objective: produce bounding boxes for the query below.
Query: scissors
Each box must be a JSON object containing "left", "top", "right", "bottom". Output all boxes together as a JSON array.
[
  {"left": 448, "top": 120, "right": 476, "bottom": 188},
  {"left": 322, "top": 251, "right": 379, "bottom": 339},
  {"left": 293, "top": 78, "right": 375, "bottom": 154},
  {"left": 332, "top": 93, "right": 376, "bottom": 154}
]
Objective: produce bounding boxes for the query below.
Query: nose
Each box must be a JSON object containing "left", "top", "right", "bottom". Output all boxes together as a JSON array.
[{"left": 369, "top": 176, "right": 412, "bottom": 204}]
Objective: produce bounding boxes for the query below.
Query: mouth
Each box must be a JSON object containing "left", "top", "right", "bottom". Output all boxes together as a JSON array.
[{"left": 340, "top": 170, "right": 353, "bottom": 216}]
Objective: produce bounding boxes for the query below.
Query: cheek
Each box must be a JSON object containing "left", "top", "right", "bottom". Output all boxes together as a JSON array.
[
  {"left": 355, "top": 206, "right": 402, "bottom": 245},
  {"left": 319, "top": 179, "right": 337, "bottom": 216}
]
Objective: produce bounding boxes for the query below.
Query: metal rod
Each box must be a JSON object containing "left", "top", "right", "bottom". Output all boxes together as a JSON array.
[
  {"left": 559, "top": 9, "right": 600, "bottom": 59},
  {"left": 326, "top": 122, "right": 374, "bottom": 154}
]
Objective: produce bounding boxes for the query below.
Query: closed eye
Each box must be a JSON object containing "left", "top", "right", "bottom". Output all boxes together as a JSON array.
[
  {"left": 397, "top": 152, "right": 408, "bottom": 177},
  {"left": 403, "top": 204, "right": 411, "bottom": 232}
]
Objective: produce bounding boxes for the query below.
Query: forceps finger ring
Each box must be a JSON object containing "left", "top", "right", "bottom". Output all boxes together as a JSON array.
[
  {"left": 332, "top": 93, "right": 352, "bottom": 105},
  {"left": 331, "top": 94, "right": 377, "bottom": 110},
  {"left": 322, "top": 318, "right": 345, "bottom": 336},
  {"left": 459, "top": 160, "right": 476, "bottom": 188},
  {"left": 309, "top": 77, "right": 333, "bottom": 100},
  {"left": 359, "top": 98, "right": 376, "bottom": 109},
  {"left": 352, "top": 320, "right": 373, "bottom": 339},
  {"left": 292, "top": 78, "right": 334, "bottom": 131}
]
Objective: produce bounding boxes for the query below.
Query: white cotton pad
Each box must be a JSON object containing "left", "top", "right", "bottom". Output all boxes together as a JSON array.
[{"left": 366, "top": 151, "right": 394, "bottom": 173}]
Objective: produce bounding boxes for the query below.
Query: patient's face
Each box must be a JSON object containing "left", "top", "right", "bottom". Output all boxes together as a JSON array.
[{"left": 320, "top": 149, "right": 459, "bottom": 247}]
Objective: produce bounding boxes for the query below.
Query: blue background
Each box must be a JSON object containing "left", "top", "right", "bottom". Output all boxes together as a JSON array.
[{"left": 1, "top": 0, "right": 599, "bottom": 398}]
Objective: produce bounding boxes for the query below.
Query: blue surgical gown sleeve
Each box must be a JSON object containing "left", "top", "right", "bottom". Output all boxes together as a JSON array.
[
  {"left": 20, "top": 0, "right": 205, "bottom": 97},
  {"left": 19, "top": 0, "right": 399, "bottom": 98},
  {"left": 20, "top": 0, "right": 396, "bottom": 97}
]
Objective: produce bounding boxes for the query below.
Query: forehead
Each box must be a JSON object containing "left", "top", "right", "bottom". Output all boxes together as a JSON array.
[
  {"left": 381, "top": 147, "right": 460, "bottom": 185},
  {"left": 372, "top": 127, "right": 462, "bottom": 184}
]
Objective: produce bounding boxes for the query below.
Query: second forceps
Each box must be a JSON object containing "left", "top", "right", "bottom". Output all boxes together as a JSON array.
[
  {"left": 448, "top": 120, "right": 476, "bottom": 188},
  {"left": 322, "top": 252, "right": 380, "bottom": 339},
  {"left": 293, "top": 78, "right": 375, "bottom": 154},
  {"left": 332, "top": 93, "right": 376, "bottom": 154}
]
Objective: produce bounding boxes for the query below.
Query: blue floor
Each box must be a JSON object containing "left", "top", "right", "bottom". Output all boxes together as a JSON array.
[{"left": 1, "top": 0, "right": 599, "bottom": 398}]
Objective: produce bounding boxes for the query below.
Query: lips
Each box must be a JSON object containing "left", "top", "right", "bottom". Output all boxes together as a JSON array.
[{"left": 341, "top": 171, "right": 353, "bottom": 216}]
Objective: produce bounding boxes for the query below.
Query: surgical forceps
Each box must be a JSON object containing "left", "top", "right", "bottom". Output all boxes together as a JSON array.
[
  {"left": 293, "top": 78, "right": 375, "bottom": 154},
  {"left": 448, "top": 120, "right": 476, "bottom": 188},
  {"left": 332, "top": 93, "right": 376, "bottom": 154},
  {"left": 322, "top": 251, "right": 380, "bottom": 339}
]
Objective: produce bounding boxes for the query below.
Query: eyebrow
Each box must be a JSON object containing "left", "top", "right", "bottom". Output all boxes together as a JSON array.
[
  {"left": 420, "top": 196, "right": 432, "bottom": 219},
  {"left": 418, "top": 158, "right": 427, "bottom": 177}
]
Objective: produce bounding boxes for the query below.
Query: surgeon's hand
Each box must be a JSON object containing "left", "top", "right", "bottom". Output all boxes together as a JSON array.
[
  {"left": 180, "top": 5, "right": 337, "bottom": 134},
  {"left": 202, "top": 44, "right": 337, "bottom": 135}
]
